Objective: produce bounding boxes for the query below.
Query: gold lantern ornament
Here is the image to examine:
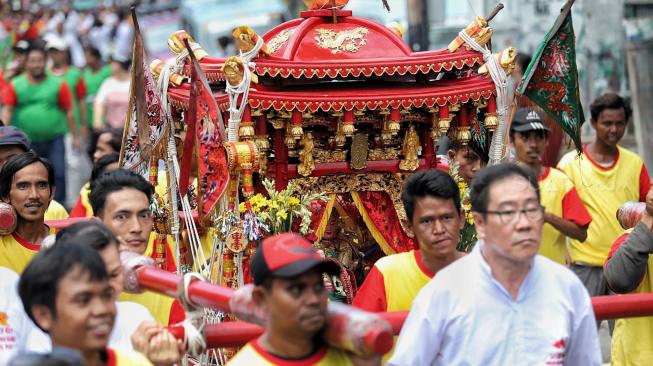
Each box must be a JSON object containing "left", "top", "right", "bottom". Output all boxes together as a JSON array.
[{"left": 224, "top": 141, "right": 260, "bottom": 198}]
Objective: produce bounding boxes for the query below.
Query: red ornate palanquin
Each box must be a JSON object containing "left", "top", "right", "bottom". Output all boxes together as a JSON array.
[{"left": 162, "top": 7, "right": 500, "bottom": 259}]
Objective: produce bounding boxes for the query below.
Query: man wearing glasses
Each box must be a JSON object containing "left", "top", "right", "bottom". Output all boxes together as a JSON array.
[{"left": 390, "top": 164, "right": 601, "bottom": 365}]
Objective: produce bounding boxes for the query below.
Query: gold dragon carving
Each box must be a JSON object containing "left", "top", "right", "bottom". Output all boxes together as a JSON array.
[{"left": 314, "top": 27, "right": 369, "bottom": 54}]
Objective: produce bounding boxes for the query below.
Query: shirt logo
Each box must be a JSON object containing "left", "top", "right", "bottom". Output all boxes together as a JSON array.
[
  {"left": 0, "top": 311, "right": 7, "bottom": 326},
  {"left": 545, "top": 337, "right": 567, "bottom": 365}
]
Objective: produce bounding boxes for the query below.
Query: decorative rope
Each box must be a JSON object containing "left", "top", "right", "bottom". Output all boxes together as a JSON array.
[
  {"left": 458, "top": 29, "right": 510, "bottom": 165},
  {"left": 225, "top": 37, "right": 264, "bottom": 142},
  {"left": 177, "top": 273, "right": 207, "bottom": 358}
]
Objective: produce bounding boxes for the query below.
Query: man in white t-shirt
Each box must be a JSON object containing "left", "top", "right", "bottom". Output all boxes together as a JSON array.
[
  {"left": 390, "top": 163, "right": 601, "bottom": 365},
  {"left": 0, "top": 267, "right": 40, "bottom": 364},
  {"left": 53, "top": 221, "right": 156, "bottom": 350}
]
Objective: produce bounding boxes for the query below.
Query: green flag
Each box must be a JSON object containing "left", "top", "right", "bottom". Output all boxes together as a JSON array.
[{"left": 517, "top": 0, "right": 584, "bottom": 153}]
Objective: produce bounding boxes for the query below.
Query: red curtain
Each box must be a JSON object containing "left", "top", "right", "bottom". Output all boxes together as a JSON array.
[{"left": 353, "top": 191, "right": 416, "bottom": 254}]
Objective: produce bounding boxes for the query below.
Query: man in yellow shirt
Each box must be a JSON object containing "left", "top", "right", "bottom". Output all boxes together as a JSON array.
[
  {"left": 511, "top": 108, "right": 591, "bottom": 264},
  {"left": 353, "top": 169, "right": 465, "bottom": 312},
  {"left": 558, "top": 92, "right": 651, "bottom": 298},
  {"left": 0, "top": 151, "right": 57, "bottom": 274},
  {"left": 229, "top": 233, "right": 379, "bottom": 366},
  {"left": 89, "top": 169, "right": 183, "bottom": 326},
  {"left": 0, "top": 126, "right": 68, "bottom": 220},
  {"left": 604, "top": 185, "right": 653, "bottom": 365}
]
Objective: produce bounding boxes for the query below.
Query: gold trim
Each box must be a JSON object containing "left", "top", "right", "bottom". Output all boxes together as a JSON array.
[{"left": 314, "top": 27, "right": 369, "bottom": 54}]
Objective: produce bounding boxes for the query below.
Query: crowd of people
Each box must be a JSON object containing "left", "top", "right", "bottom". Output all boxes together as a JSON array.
[
  {"left": 1, "top": 3, "right": 653, "bottom": 366},
  {"left": 1, "top": 2, "right": 134, "bottom": 209}
]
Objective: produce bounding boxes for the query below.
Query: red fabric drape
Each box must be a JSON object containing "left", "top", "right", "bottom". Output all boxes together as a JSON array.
[{"left": 355, "top": 191, "right": 416, "bottom": 253}]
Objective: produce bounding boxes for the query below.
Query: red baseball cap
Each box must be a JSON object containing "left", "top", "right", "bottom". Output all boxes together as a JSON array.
[{"left": 251, "top": 232, "right": 340, "bottom": 285}]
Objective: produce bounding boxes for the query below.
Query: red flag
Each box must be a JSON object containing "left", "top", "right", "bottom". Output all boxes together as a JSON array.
[
  {"left": 119, "top": 7, "right": 166, "bottom": 173},
  {"left": 181, "top": 39, "right": 229, "bottom": 219}
]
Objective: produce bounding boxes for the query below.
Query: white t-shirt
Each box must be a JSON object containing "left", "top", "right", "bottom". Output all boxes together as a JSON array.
[
  {"left": 389, "top": 241, "right": 602, "bottom": 366},
  {"left": 0, "top": 267, "right": 39, "bottom": 365},
  {"left": 109, "top": 301, "right": 154, "bottom": 350},
  {"left": 94, "top": 77, "right": 131, "bottom": 128}
]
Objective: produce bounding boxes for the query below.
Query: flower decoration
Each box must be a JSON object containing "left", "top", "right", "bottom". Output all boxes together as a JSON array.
[
  {"left": 449, "top": 161, "right": 477, "bottom": 252},
  {"left": 238, "top": 179, "right": 328, "bottom": 235}
]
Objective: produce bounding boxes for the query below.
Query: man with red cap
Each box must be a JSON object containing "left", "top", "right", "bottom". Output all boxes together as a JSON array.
[{"left": 228, "top": 232, "right": 379, "bottom": 365}]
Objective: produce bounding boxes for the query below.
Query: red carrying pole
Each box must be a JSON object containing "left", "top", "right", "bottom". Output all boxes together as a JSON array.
[
  {"left": 136, "top": 267, "right": 234, "bottom": 311},
  {"left": 165, "top": 293, "right": 653, "bottom": 349}
]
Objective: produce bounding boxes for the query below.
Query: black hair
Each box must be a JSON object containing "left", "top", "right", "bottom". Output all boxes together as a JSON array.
[
  {"left": 470, "top": 163, "right": 540, "bottom": 215},
  {"left": 0, "top": 151, "right": 55, "bottom": 199},
  {"left": 99, "top": 128, "right": 124, "bottom": 153},
  {"left": 84, "top": 46, "right": 101, "bottom": 60},
  {"left": 401, "top": 169, "right": 461, "bottom": 222},
  {"left": 90, "top": 152, "right": 120, "bottom": 183},
  {"left": 590, "top": 92, "right": 632, "bottom": 122},
  {"left": 449, "top": 139, "right": 489, "bottom": 164},
  {"left": 18, "top": 242, "right": 108, "bottom": 331},
  {"left": 55, "top": 220, "right": 118, "bottom": 251},
  {"left": 89, "top": 168, "right": 154, "bottom": 217},
  {"left": 26, "top": 45, "right": 46, "bottom": 58}
]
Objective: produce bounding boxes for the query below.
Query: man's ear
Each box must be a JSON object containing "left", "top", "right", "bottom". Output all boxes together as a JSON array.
[
  {"left": 48, "top": 186, "right": 56, "bottom": 202},
  {"left": 447, "top": 149, "right": 456, "bottom": 161},
  {"left": 252, "top": 285, "right": 268, "bottom": 311},
  {"left": 472, "top": 212, "right": 485, "bottom": 240},
  {"left": 31, "top": 304, "right": 54, "bottom": 333}
]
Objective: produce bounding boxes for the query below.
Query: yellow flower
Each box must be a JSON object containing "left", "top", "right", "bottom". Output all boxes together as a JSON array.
[
  {"left": 238, "top": 202, "right": 246, "bottom": 213},
  {"left": 288, "top": 197, "right": 300, "bottom": 206},
  {"left": 277, "top": 209, "right": 288, "bottom": 221},
  {"left": 269, "top": 201, "right": 279, "bottom": 210}
]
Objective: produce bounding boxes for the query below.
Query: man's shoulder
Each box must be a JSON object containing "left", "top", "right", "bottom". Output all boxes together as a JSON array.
[
  {"left": 116, "top": 301, "right": 154, "bottom": 322},
  {"left": 534, "top": 255, "right": 583, "bottom": 288},
  {"left": 557, "top": 150, "right": 584, "bottom": 169},
  {"left": 421, "top": 253, "right": 477, "bottom": 292},
  {"left": 618, "top": 145, "right": 644, "bottom": 165},
  {"left": 374, "top": 250, "right": 414, "bottom": 270}
]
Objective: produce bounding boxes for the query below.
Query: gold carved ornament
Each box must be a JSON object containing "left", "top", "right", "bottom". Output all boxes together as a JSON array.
[
  {"left": 292, "top": 173, "right": 411, "bottom": 233},
  {"left": 349, "top": 133, "right": 369, "bottom": 170},
  {"left": 399, "top": 125, "right": 421, "bottom": 171},
  {"left": 314, "top": 27, "right": 369, "bottom": 54},
  {"left": 297, "top": 132, "right": 316, "bottom": 177},
  {"left": 268, "top": 29, "right": 293, "bottom": 54}
]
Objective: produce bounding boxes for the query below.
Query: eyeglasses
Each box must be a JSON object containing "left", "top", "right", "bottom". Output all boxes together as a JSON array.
[{"left": 483, "top": 206, "right": 544, "bottom": 225}]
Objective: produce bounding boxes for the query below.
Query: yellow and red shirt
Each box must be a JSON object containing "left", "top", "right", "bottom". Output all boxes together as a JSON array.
[
  {"left": 353, "top": 250, "right": 433, "bottom": 312},
  {"left": 538, "top": 167, "right": 592, "bottom": 264},
  {"left": 605, "top": 230, "right": 653, "bottom": 365},
  {"left": 106, "top": 348, "right": 152, "bottom": 366},
  {"left": 227, "top": 338, "right": 354, "bottom": 366},
  {"left": 558, "top": 146, "right": 651, "bottom": 266},
  {"left": 44, "top": 200, "right": 69, "bottom": 221},
  {"left": 0, "top": 232, "right": 42, "bottom": 274}
]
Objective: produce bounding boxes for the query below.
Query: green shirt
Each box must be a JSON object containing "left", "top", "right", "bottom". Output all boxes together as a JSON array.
[
  {"left": 57, "top": 67, "right": 84, "bottom": 128},
  {"left": 11, "top": 74, "right": 69, "bottom": 142},
  {"left": 82, "top": 65, "right": 111, "bottom": 127}
]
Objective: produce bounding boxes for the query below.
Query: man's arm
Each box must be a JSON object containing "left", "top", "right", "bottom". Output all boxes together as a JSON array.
[
  {"left": 1, "top": 83, "right": 17, "bottom": 124},
  {"left": 351, "top": 266, "right": 387, "bottom": 312},
  {"left": 1, "top": 105, "right": 14, "bottom": 126},
  {"left": 604, "top": 220, "right": 653, "bottom": 293},
  {"left": 544, "top": 213, "right": 588, "bottom": 242}
]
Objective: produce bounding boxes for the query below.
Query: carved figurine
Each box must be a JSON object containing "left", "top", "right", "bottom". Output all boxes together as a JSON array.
[
  {"left": 399, "top": 125, "right": 420, "bottom": 171},
  {"left": 298, "top": 132, "right": 315, "bottom": 177},
  {"left": 221, "top": 56, "right": 258, "bottom": 86},
  {"left": 167, "top": 30, "right": 208, "bottom": 60},
  {"left": 478, "top": 47, "right": 518, "bottom": 76},
  {"left": 447, "top": 16, "right": 492, "bottom": 53},
  {"left": 149, "top": 59, "right": 186, "bottom": 86},
  {"left": 232, "top": 26, "right": 271, "bottom": 57}
]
